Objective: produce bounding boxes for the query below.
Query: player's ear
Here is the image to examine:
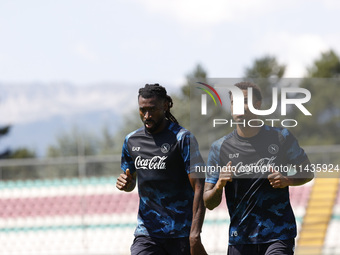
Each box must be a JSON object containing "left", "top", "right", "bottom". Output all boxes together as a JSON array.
[{"left": 163, "top": 100, "right": 169, "bottom": 112}]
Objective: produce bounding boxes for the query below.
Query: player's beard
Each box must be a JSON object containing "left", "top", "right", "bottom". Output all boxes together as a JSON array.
[{"left": 144, "top": 118, "right": 163, "bottom": 133}]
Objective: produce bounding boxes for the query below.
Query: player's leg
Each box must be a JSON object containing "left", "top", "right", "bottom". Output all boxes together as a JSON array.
[
  {"left": 163, "top": 237, "right": 190, "bottom": 255},
  {"left": 263, "top": 239, "right": 295, "bottom": 255},
  {"left": 130, "top": 236, "right": 166, "bottom": 255}
]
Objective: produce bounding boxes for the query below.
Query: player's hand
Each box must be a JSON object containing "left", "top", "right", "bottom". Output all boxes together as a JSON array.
[
  {"left": 268, "top": 167, "right": 290, "bottom": 189},
  {"left": 116, "top": 169, "right": 133, "bottom": 191},
  {"left": 216, "top": 161, "right": 233, "bottom": 191},
  {"left": 189, "top": 235, "right": 208, "bottom": 255}
]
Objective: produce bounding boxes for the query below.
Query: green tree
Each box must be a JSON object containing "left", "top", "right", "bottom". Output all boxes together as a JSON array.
[
  {"left": 307, "top": 50, "right": 340, "bottom": 78},
  {"left": 0, "top": 126, "right": 38, "bottom": 180},
  {"left": 182, "top": 64, "right": 232, "bottom": 154},
  {"left": 181, "top": 63, "right": 207, "bottom": 99},
  {"left": 47, "top": 128, "right": 99, "bottom": 157},
  {"left": 0, "top": 125, "right": 36, "bottom": 159},
  {"left": 0, "top": 125, "right": 11, "bottom": 158},
  {"left": 98, "top": 126, "right": 116, "bottom": 155},
  {"left": 244, "top": 55, "right": 286, "bottom": 112},
  {"left": 2, "top": 148, "right": 38, "bottom": 181},
  {"left": 245, "top": 55, "right": 286, "bottom": 79},
  {"left": 112, "top": 110, "right": 141, "bottom": 153},
  {"left": 9, "top": 148, "right": 36, "bottom": 158},
  {"left": 171, "top": 64, "right": 208, "bottom": 130},
  {"left": 291, "top": 50, "right": 340, "bottom": 145},
  {"left": 46, "top": 127, "right": 118, "bottom": 178}
]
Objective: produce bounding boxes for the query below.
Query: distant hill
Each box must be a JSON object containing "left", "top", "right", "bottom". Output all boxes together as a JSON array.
[{"left": 0, "top": 83, "right": 139, "bottom": 157}]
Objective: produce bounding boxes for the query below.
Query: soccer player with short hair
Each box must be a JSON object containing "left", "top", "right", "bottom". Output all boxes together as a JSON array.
[
  {"left": 116, "top": 84, "right": 207, "bottom": 255},
  {"left": 203, "top": 82, "right": 314, "bottom": 255}
]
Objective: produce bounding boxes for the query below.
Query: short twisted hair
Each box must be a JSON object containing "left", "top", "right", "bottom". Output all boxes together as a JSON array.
[{"left": 138, "top": 84, "right": 179, "bottom": 124}]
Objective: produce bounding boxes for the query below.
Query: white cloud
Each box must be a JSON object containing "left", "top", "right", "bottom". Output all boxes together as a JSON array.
[
  {"left": 254, "top": 33, "right": 330, "bottom": 77},
  {"left": 140, "top": 0, "right": 231, "bottom": 25},
  {"left": 74, "top": 42, "right": 99, "bottom": 62},
  {"left": 137, "top": 0, "right": 295, "bottom": 26},
  {"left": 0, "top": 84, "right": 138, "bottom": 125},
  {"left": 323, "top": 0, "right": 340, "bottom": 9}
]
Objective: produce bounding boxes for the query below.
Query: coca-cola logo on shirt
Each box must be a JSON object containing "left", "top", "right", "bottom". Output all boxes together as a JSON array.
[
  {"left": 134, "top": 156, "right": 167, "bottom": 170},
  {"left": 233, "top": 156, "right": 277, "bottom": 177}
]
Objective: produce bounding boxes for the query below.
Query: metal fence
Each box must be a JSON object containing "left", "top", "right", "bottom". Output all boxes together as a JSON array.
[{"left": 0, "top": 145, "right": 339, "bottom": 255}]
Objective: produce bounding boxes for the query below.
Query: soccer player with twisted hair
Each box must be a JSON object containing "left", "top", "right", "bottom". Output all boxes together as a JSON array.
[{"left": 116, "top": 84, "right": 207, "bottom": 255}]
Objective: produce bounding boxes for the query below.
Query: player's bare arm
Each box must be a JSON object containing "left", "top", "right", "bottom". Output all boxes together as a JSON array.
[
  {"left": 116, "top": 168, "right": 136, "bottom": 192},
  {"left": 203, "top": 161, "right": 233, "bottom": 210},
  {"left": 268, "top": 159, "right": 314, "bottom": 189},
  {"left": 188, "top": 174, "right": 208, "bottom": 255}
]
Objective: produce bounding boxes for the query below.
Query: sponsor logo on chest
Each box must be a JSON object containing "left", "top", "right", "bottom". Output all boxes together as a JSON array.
[
  {"left": 134, "top": 156, "right": 167, "bottom": 170},
  {"left": 233, "top": 156, "right": 277, "bottom": 177}
]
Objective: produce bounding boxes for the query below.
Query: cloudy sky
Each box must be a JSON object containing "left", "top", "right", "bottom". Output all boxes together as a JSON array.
[
  {"left": 0, "top": 0, "right": 339, "bottom": 156},
  {"left": 1, "top": 0, "right": 340, "bottom": 87}
]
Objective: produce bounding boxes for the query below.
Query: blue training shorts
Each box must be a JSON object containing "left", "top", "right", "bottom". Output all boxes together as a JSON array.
[{"left": 131, "top": 235, "right": 190, "bottom": 255}]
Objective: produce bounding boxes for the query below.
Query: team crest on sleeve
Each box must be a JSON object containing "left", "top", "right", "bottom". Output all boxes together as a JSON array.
[
  {"left": 268, "top": 144, "right": 279, "bottom": 155},
  {"left": 161, "top": 143, "right": 171, "bottom": 153}
]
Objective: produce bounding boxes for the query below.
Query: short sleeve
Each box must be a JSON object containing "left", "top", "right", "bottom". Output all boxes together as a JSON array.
[
  {"left": 282, "top": 129, "right": 308, "bottom": 165},
  {"left": 180, "top": 131, "right": 205, "bottom": 175},
  {"left": 120, "top": 136, "right": 136, "bottom": 174}
]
